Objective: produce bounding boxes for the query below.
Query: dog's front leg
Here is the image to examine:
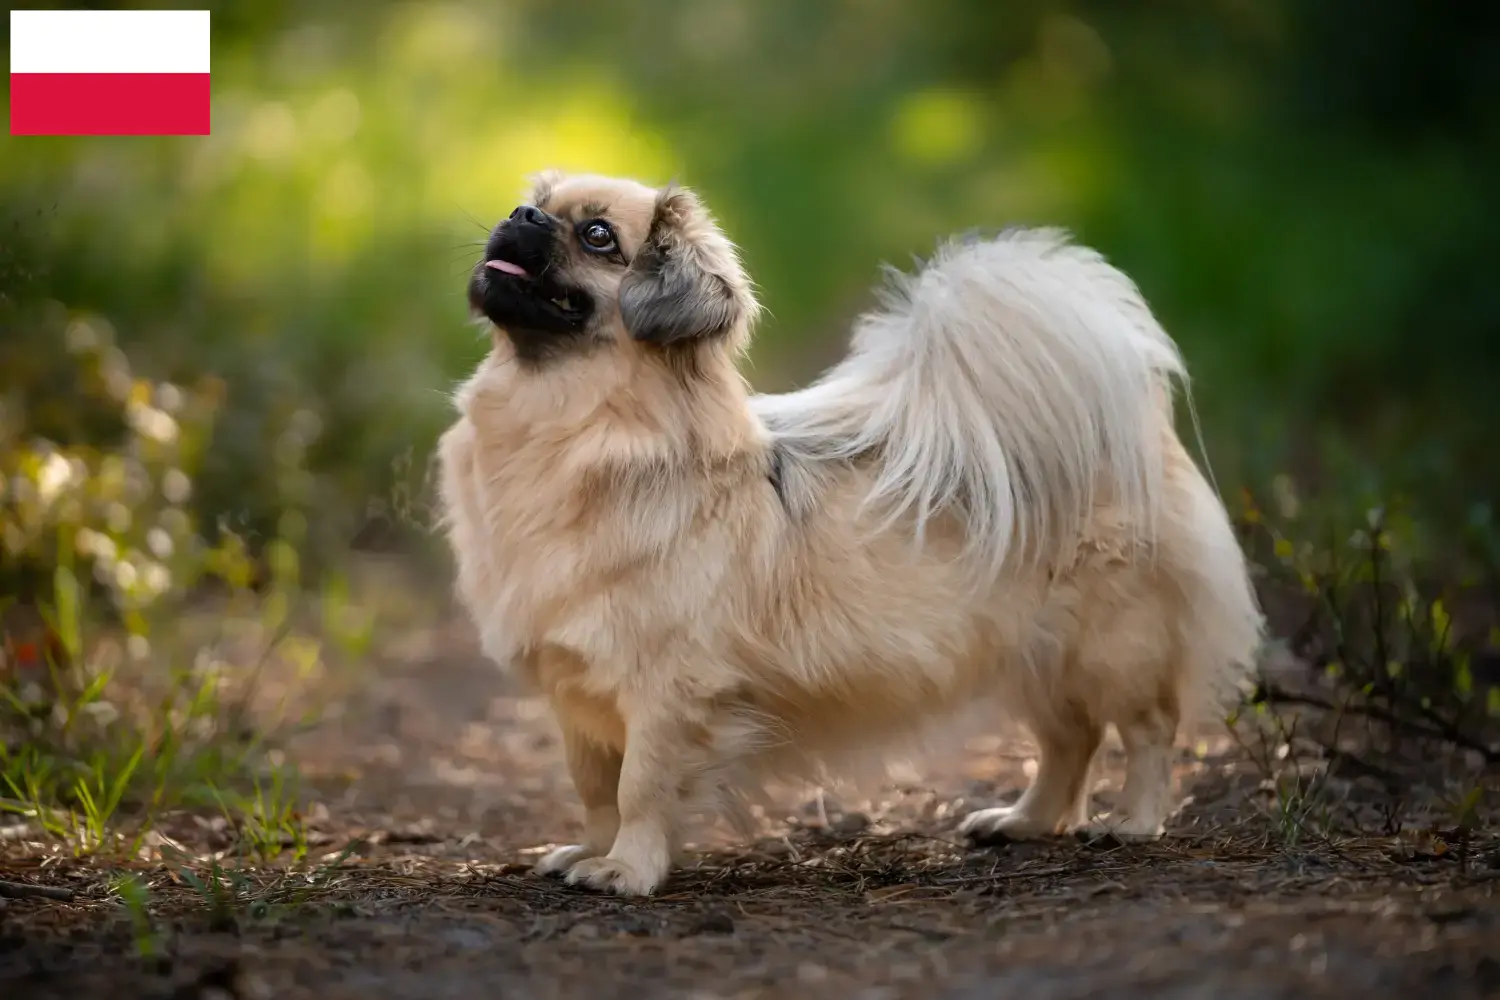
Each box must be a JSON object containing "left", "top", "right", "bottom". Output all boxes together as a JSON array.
[
  {"left": 565, "top": 701, "right": 697, "bottom": 897},
  {"left": 534, "top": 723, "right": 622, "bottom": 877}
]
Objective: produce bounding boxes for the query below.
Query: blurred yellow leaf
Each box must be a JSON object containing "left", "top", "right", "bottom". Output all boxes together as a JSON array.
[
  {"left": 1453, "top": 656, "right": 1472, "bottom": 698},
  {"left": 890, "top": 88, "right": 983, "bottom": 167},
  {"left": 51, "top": 565, "right": 83, "bottom": 661}
]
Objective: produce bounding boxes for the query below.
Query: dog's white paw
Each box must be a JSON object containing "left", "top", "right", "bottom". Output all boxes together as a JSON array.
[
  {"left": 959, "top": 806, "right": 1056, "bottom": 842},
  {"left": 533, "top": 844, "right": 599, "bottom": 877},
  {"left": 564, "top": 855, "right": 664, "bottom": 897},
  {"left": 1075, "top": 814, "right": 1164, "bottom": 843}
]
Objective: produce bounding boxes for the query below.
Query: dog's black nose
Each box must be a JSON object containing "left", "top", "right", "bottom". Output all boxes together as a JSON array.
[
  {"left": 489, "top": 204, "right": 559, "bottom": 273},
  {"left": 509, "top": 205, "right": 549, "bottom": 227}
]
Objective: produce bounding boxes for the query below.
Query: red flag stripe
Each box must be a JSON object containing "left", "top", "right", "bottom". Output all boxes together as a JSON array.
[{"left": 9, "top": 73, "right": 211, "bottom": 136}]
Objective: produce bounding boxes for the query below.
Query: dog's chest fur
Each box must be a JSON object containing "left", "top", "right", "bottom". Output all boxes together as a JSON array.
[{"left": 436, "top": 349, "right": 781, "bottom": 707}]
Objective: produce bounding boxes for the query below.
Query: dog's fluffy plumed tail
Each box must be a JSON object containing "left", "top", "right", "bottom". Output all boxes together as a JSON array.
[{"left": 755, "top": 228, "right": 1189, "bottom": 577}]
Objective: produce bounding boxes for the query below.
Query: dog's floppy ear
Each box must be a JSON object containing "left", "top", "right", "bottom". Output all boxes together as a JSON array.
[{"left": 619, "top": 185, "right": 758, "bottom": 347}]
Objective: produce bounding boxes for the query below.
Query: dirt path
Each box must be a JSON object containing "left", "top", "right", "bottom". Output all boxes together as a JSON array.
[{"left": 3, "top": 619, "right": 1497, "bottom": 999}]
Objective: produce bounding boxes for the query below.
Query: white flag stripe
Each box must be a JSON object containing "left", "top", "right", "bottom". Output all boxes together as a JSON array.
[{"left": 10, "top": 10, "right": 210, "bottom": 75}]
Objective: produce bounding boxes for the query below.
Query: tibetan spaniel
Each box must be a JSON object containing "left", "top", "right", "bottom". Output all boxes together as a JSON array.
[{"left": 437, "top": 171, "right": 1262, "bottom": 896}]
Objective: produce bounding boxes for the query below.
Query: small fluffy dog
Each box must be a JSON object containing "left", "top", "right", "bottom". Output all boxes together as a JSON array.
[{"left": 437, "top": 171, "right": 1262, "bottom": 896}]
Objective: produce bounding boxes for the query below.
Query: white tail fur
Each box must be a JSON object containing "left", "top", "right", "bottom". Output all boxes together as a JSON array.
[{"left": 754, "top": 228, "right": 1189, "bottom": 576}]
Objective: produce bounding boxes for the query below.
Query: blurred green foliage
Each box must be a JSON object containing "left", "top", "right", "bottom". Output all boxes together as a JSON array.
[
  {"left": 0, "top": 328, "right": 373, "bottom": 853},
  {"left": 2, "top": 0, "right": 1497, "bottom": 557},
  {"left": 1, "top": 314, "right": 230, "bottom": 623}
]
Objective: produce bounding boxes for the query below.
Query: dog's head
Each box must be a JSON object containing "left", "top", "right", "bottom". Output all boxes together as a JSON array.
[{"left": 469, "top": 172, "right": 759, "bottom": 367}]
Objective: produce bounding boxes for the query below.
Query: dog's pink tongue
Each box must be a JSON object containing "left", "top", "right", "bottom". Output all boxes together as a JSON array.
[{"left": 485, "top": 259, "right": 529, "bottom": 278}]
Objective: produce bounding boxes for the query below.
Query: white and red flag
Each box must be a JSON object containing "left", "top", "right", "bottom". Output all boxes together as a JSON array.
[{"left": 9, "top": 9, "right": 211, "bottom": 136}]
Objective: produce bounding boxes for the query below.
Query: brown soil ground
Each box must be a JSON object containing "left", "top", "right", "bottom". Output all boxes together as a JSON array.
[{"left": 3, "top": 609, "right": 1498, "bottom": 999}]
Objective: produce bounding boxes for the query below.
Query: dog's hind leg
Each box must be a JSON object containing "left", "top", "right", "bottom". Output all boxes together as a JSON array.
[
  {"left": 960, "top": 708, "right": 1103, "bottom": 842},
  {"left": 1079, "top": 702, "right": 1178, "bottom": 841},
  {"left": 1065, "top": 742, "right": 1103, "bottom": 829}
]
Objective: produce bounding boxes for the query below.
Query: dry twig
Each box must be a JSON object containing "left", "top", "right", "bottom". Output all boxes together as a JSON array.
[{"left": 0, "top": 878, "right": 75, "bottom": 901}]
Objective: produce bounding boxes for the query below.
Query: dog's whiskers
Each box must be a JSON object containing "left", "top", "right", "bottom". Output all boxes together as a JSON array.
[{"left": 456, "top": 205, "right": 492, "bottom": 234}]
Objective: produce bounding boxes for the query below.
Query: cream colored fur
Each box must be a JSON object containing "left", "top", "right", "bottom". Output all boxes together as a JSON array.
[{"left": 438, "top": 174, "right": 1264, "bottom": 897}]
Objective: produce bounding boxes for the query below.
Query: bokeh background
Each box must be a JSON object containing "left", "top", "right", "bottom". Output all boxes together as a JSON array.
[
  {"left": 2, "top": 9, "right": 1499, "bottom": 981},
  {"left": 4, "top": 0, "right": 1499, "bottom": 568}
]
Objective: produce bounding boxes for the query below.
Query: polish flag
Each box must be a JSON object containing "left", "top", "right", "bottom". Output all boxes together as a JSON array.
[{"left": 9, "top": 10, "right": 211, "bottom": 136}]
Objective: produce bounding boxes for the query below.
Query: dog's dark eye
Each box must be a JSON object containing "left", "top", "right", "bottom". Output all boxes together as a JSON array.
[{"left": 579, "top": 221, "right": 617, "bottom": 253}]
